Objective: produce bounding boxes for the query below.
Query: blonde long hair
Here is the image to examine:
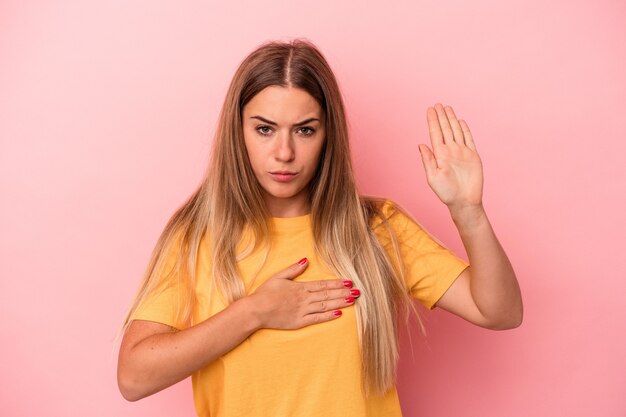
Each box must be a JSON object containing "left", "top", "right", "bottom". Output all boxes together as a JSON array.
[{"left": 122, "top": 38, "right": 423, "bottom": 396}]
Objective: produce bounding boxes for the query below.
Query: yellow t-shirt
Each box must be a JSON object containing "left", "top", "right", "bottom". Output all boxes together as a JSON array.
[{"left": 132, "top": 199, "right": 469, "bottom": 416}]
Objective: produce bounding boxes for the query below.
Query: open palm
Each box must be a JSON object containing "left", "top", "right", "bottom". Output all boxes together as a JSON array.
[{"left": 418, "top": 103, "right": 484, "bottom": 209}]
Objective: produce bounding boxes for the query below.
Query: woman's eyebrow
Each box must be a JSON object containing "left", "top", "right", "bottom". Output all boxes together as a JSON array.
[{"left": 250, "top": 115, "right": 320, "bottom": 126}]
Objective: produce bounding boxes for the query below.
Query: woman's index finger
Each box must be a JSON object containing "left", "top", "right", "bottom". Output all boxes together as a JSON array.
[
  {"left": 304, "top": 279, "right": 345, "bottom": 292},
  {"left": 426, "top": 106, "right": 444, "bottom": 147}
]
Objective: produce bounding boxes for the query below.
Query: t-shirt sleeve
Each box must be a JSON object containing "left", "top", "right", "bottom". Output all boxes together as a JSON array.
[
  {"left": 373, "top": 200, "right": 470, "bottom": 310},
  {"left": 130, "top": 238, "right": 188, "bottom": 330}
]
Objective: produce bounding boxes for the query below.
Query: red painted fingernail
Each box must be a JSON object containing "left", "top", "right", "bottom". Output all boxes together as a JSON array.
[
  {"left": 345, "top": 297, "right": 355, "bottom": 303},
  {"left": 333, "top": 310, "right": 342, "bottom": 316},
  {"left": 343, "top": 280, "right": 353, "bottom": 288},
  {"left": 297, "top": 257, "right": 308, "bottom": 265},
  {"left": 350, "top": 289, "right": 360, "bottom": 296}
]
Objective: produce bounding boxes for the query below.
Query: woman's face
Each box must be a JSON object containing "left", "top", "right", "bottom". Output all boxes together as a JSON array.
[{"left": 242, "top": 86, "right": 326, "bottom": 217}]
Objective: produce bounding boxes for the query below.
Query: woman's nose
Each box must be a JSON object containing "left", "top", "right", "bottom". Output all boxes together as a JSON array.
[{"left": 274, "top": 132, "right": 295, "bottom": 162}]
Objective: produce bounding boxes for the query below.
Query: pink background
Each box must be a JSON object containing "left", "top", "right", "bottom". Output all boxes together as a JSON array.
[{"left": 1, "top": 1, "right": 624, "bottom": 416}]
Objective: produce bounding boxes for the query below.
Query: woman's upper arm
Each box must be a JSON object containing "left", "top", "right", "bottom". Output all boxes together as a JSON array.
[
  {"left": 120, "top": 320, "right": 176, "bottom": 354},
  {"left": 433, "top": 267, "right": 495, "bottom": 329}
]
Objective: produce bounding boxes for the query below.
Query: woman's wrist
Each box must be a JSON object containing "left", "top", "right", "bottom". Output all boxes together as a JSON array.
[
  {"left": 449, "top": 203, "right": 488, "bottom": 233},
  {"left": 234, "top": 294, "right": 265, "bottom": 333}
]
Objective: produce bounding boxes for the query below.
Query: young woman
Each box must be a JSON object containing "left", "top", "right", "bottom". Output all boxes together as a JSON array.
[{"left": 117, "top": 39, "right": 522, "bottom": 416}]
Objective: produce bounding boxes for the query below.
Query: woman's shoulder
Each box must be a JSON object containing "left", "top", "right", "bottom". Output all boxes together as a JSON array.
[{"left": 361, "top": 195, "right": 414, "bottom": 230}]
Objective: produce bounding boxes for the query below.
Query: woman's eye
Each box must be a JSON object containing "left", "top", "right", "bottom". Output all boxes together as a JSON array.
[
  {"left": 256, "top": 125, "right": 272, "bottom": 136},
  {"left": 255, "top": 125, "right": 314, "bottom": 137},
  {"left": 298, "top": 127, "right": 315, "bottom": 136}
]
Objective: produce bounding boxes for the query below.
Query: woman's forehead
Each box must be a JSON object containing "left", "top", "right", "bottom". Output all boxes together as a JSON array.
[{"left": 243, "top": 86, "right": 323, "bottom": 123}]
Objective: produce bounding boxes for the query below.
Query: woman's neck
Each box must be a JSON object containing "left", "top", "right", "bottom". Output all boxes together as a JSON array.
[{"left": 264, "top": 197, "right": 311, "bottom": 218}]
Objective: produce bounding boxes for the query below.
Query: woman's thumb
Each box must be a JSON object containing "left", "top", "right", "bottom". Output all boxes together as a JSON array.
[
  {"left": 418, "top": 144, "right": 437, "bottom": 179},
  {"left": 275, "top": 258, "right": 309, "bottom": 280}
]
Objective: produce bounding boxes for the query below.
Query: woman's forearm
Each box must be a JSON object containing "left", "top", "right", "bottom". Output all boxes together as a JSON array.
[
  {"left": 118, "top": 296, "right": 261, "bottom": 401},
  {"left": 118, "top": 259, "right": 351, "bottom": 401},
  {"left": 449, "top": 204, "right": 523, "bottom": 329}
]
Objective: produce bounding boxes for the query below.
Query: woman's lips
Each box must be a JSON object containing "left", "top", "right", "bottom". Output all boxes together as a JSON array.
[{"left": 269, "top": 171, "right": 298, "bottom": 182}]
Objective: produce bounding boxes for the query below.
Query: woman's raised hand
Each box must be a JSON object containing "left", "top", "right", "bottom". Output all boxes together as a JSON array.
[
  {"left": 248, "top": 258, "right": 359, "bottom": 330},
  {"left": 418, "top": 103, "right": 484, "bottom": 211}
]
